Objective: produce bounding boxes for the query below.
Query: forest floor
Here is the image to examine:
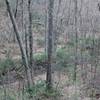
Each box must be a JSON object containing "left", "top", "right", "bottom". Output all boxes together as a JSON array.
[
  {"left": 0, "top": 71, "right": 91, "bottom": 100},
  {"left": 0, "top": 43, "right": 94, "bottom": 100}
]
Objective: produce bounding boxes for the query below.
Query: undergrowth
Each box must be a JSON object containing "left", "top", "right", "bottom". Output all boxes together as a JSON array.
[{"left": 26, "top": 80, "right": 61, "bottom": 99}]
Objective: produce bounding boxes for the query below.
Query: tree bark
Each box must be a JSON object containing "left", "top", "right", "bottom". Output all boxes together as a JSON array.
[
  {"left": 28, "top": 0, "right": 34, "bottom": 83},
  {"left": 46, "top": 0, "right": 54, "bottom": 89},
  {"left": 13, "top": 0, "right": 18, "bottom": 42},
  {"left": 73, "top": 0, "right": 78, "bottom": 82},
  {"left": 28, "top": 0, "right": 33, "bottom": 70}
]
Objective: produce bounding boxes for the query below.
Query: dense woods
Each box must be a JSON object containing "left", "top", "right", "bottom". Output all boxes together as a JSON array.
[{"left": 0, "top": 0, "right": 100, "bottom": 100}]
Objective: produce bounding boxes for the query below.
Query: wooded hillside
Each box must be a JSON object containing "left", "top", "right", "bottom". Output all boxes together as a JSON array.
[{"left": 0, "top": 0, "right": 100, "bottom": 100}]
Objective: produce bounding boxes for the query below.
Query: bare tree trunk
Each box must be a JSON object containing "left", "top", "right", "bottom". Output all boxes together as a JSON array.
[
  {"left": 28, "top": 0, "right": 33, "bottom": 69},
  {"left": 13, "top": 0, "right": 18, "bottom": 42},
  {"left": 21, "top": 0, "right": 24, "bottom": 42},
  {"left": 25, "top": 25, "right": 29, "bottom": 58},
  {"left": 73, "top": 0, "right": 78, "bottom": 82},
  {"left": 5, "top": 0, "right": 33, "bottom": 88},
  {"left": 46, "top": 0, "right": 54, "bottom": 89},
  {"left": 73, "top": 0, "right": 78, "bottom": 100},
  {"left": 44, "top": 0, "right": 47, "bottom": 56},
  {"left": 28, "top": 0, "right": 34, "bottom": 82},
  {"left": 14, "top": 0, "right": 18, "bottom": 18}
]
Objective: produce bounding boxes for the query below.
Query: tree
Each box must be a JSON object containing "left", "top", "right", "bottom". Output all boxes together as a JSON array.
[
  {"left": 73, "top": 0, "right": 78, "bottom": 82},
  {"left": 28, "top": 0, "right": 34, "bottom": 82},
  {"left": 46, "top": 0, "right": 54, "bottom": 89},
  {"left": 5, "top": 0, "right": 33, "bottom": 88}
]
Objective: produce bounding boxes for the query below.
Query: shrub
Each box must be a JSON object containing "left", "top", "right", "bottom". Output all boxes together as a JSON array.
[
  {"left": 0, "top": 58, "right": 15, "bottom": 74},
  {"left": 26, "top": 80, "right": 46, "bottom": 96},
  {"left": 34, "top": 52, "right": 47, "bottom": 63},
  {"left": 33, "top": 47, "right": 75, "bottom": 69},
  {"left": 26, "top": 80, "right": 60, "bottom": 99},
  {"left": 56, "top": 47, "right": 74, "bottom": 69}
]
